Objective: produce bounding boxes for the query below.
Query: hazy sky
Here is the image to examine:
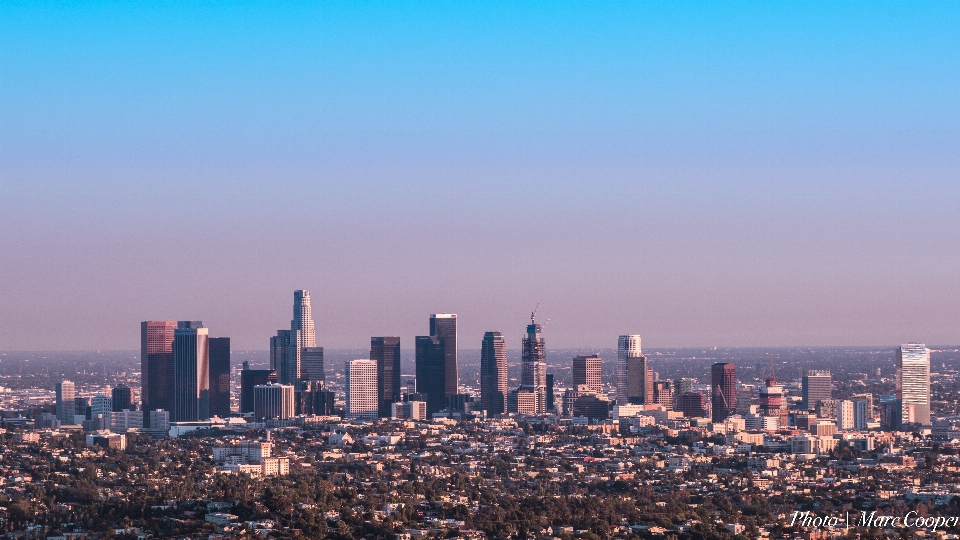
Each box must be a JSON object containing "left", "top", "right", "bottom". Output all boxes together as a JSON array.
[{"left": 2, "top": 2, "right": 958, "bottom": 351}]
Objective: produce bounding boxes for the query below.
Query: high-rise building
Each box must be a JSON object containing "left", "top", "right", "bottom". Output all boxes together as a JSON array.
[
  {"left": 292, "top": 289, "right": 316, "bottom": 346},
  {"left": 112, "top": 384, "right": 134, "bottom": 412},
  {"left": 141, "top": 320, "right": 177, "bottom": 424},
  {"left": 271, "top": 290, "right": 320, "bottom": 386},
  {"left": 801, "top": 370, "right": 832, "bottom": 410},
  {"left": 711, "top": 363, "right": 737, "bottom": 422},
  {"left": 302, "top": 347, "right": 325, "bottom": 382},
  {"left": 573, "top": 355, "right": 602, "bottom": 394},
  {"left": 673, "top": 378, "right": 693, "bottom": 398},
  {"left": 617, "top": 335, "right": 643, "bottom": 405},
  {"left": 853, "top": 399, "right": 869, "bottom": 430},
  {"left": 759, "top": 375, "right": 787, "bottom": 427},
  {"left": 852, "top": 393, "right": 874, "bottom": 418},
  {"left": 415, "top": 335, "right": 445, "bottom": 415},
  {"left": 346, "top": 359, "right": 378, "bottom": 420},
  {"left": 520, "top": 312, "right": 547, "bottom": 414},
  {"left": 430, "top": 314, "right": 458, "bottom": 397},
  {"left": 240, "top": 365, "right": 277, "bottom": 414},
  {"left": 208, "top": 337, "right": 231, "bottom": 418},
  {"left": 480, "top": 331, "right": 508, "bottom": 416},
  {"left": 56, "top": 380, "right": 76, "bottom": 424},
  {"left": 897, "top": 343, "right": 931, "bottom": 426},
  {"left": 91, "top": 395, "right": 112, "bottom": 419},
  {"left": 545, "top": 373, "right": 556, "bottom": 412},
  {"left": 677, "top": 392, "right": 709, "bottom": 418},
  {"left": 253, "top": 383, "right": 295, "bottom": 420},
  {"left": 172, "top": 321, "right": 209, "bottom": 422},
  {"left": 837, "top": 400, "right": 855, "bottom": 430},
  {"left": 371, "top": 337, "right": 401, "bottom": 418}
]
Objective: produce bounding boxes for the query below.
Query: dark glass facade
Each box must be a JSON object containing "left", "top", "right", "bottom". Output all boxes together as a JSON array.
[
  {"left": 111, "top": 384, "right": 134, "bottom": 412},
  {"left": 240, "top": 368, "right": 276, "bottom": 414},
  {"left": 141, "top": 321, "right": 176, "bottom": 427},
  {"left": 371, "top": 337, "right": 401, "bottom": 417},
  {"left": 208, "top": 337, "right": 231, "bottom": 418},
  {"left": 415, "top": 335, "right": 446, "bottom": 415},
  {"left": 480, "top": 331, "right": 508, "bottom": 416},
  {"left": 429, "top": 314, "right": 458, "bottom": 399},
  {"left": 711, "top": 362, "right": 737, "bottom": 422}
]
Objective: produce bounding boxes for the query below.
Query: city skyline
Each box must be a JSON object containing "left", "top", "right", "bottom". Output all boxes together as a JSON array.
[{"left": 2, "top": 2, "right": 959, "bottom": 351}]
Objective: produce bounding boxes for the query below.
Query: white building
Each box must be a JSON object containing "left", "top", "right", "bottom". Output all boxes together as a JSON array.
[
  {"left": 110, "top": 410, "right": 143, "bottom": 432},
  {"left": 55, "top": 381, "right": 76, "bottom": 424},
  {"left": 837, "top": 400, "right": 855, "bottom": 430},
  {"left": 91, "top": 395, "right": 112, "bottom": 419},
  {"left": 898, "top": 343, "right": 930, "bottom": 426},
  {"left": 346, "top": 359, "right": 378, "bottom": 420}
]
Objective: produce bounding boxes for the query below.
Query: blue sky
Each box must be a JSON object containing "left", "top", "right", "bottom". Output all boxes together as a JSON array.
[{"left": 2, "top": 1, "right": 958, "bottom": 350}]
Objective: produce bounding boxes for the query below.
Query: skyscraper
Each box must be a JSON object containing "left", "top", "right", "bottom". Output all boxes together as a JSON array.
[
  {"left": 56, "top": 380, "right": 76, "bottom": 424},
  {"left": 415, "top": 335, "right": 446, "bottom": 415},
  {"left": 897, "top": 343, "right": 931, "bottom": 426},
  {"left": 573, "top": 355, "right": 602, "bottom": 394},
  {"left": 112, "top": 384, "right": 134, "bottom": 412},
  {"left": 371, "top": 337, "right": 401, "bottom": 418},
  {"left": 271, "top": 290, "right": 320, "bottom": 386},
  {"left": 208, "top": 337, "right": 231, "bottom": 418},
  {"left": 172, "top": 321, "right": 209, "bottom": 422},
  {"left": 302, "top": 346, "right": 325, "bottom": 382},
  {"left": 271, "top": 329, "right": 299, "bottom": 385},
  {"left": 801, "top": 370, "right": 832, "bottom": 410},
  {"left": 480, "top": 331, "right": 508, "bottom": 416},
  {"left": 430, "top": 314, "right": 458, "bottom": 398},
  {"left": 520, "top": 312, "right": 547, "bottom": 414},
  {"left": 711, "top": 363, "right": 737, "bottom": 422},
  {"left": 346, "top": 359, "right": 378, "bottom": 420},
  {"left": 292, "top": 289, "right": 316, "bottom": 348},
  {"left": 240, "top": 364, "right": 277, "bottom": 414},
  {"left": 617, "top": 335, "right": 642, "bottom": 405},
  {"left": 141, "top": 320, "right": 177, "bottom": 424}
]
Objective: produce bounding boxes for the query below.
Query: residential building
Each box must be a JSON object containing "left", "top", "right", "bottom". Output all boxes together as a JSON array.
[{"left": 897, "top": 343, "right": 931, "bottom": 426}]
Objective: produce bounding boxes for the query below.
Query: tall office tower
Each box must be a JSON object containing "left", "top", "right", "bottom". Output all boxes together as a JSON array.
[
  {"left": 852, "top": 393, "right": 874, "bottom": 418},
  {"left": 801, "top": 370, "right": 832, "bottom": 410},
  {"left": 430, "top": 314, "right": 458, "bottom": 397},
  {"left": 573, "top": 355, "right": 603, "bottom": 394},
  {"left": 346, "top": 359, "right": 378, "bottom": 420},
  {"left": 240, "top": 366, "right": 277, "bottom": 414},
  {"left": 111, "top": 384, "right": 134, "bottom": 412},
  {"left": 853, "top": 399, "right": 869, "bottom": 430},
  {"left": 545, "top": 373, "right": 556, "bottom": 412},
  {"left": 625, "top": 355, "right": 652, "bottom": 405},
  {"left": 292, "top": 290, "right": 316, "bottom": 348},
  {"left": 415, "top": 335, "right": 446, "bottom": 415},
  {"left": 837, "top": 400, "right": 855, "bottom": 430},
  {"left": 141, "top": 320, "right": 177, "bottom": 424},
  {"left": 208, "top": 337, "right": 231, "bottom": 418},
  {"left": 480, "top": 331, "right": 508, "bottom": 416},
  {"left": 302, "top": 347, "right": 325, "bottom": 382},
  {"left": 55, "top": 380, "right": 76, "bottom": 424},
  {"left": 711, "top": 363, "right": 737, "bottom": 422},
  {"left": 253, "top": 383, "right": 295, "bottom": 420},
  {"left": 897, "top": 343, "right": 931, "bottom": 426},
  {"left": 371, "top": 337, "right": 401, "bottom": 418},
  {"left": 172, "top": 321, "right": 209, "bottom": 422},
  {"left": 271, "top": 329, "right": 300, "bottom": 385},
  {"left": 520, "top": 312, "right": 547, "bottom": 414},
  {"left": 617, "top": 335, "right": 643, "bottom": 405}
]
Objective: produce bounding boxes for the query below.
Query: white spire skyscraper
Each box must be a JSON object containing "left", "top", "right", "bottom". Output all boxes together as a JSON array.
[
  {"left": 292, "top": 290, "right": 316, "bottom": 348},
  {"left": 272, "top": 290, "right": 319, "bottom": 385},
  {"left": 617, "top": 335, "right": 643, "bottom": 405}
]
